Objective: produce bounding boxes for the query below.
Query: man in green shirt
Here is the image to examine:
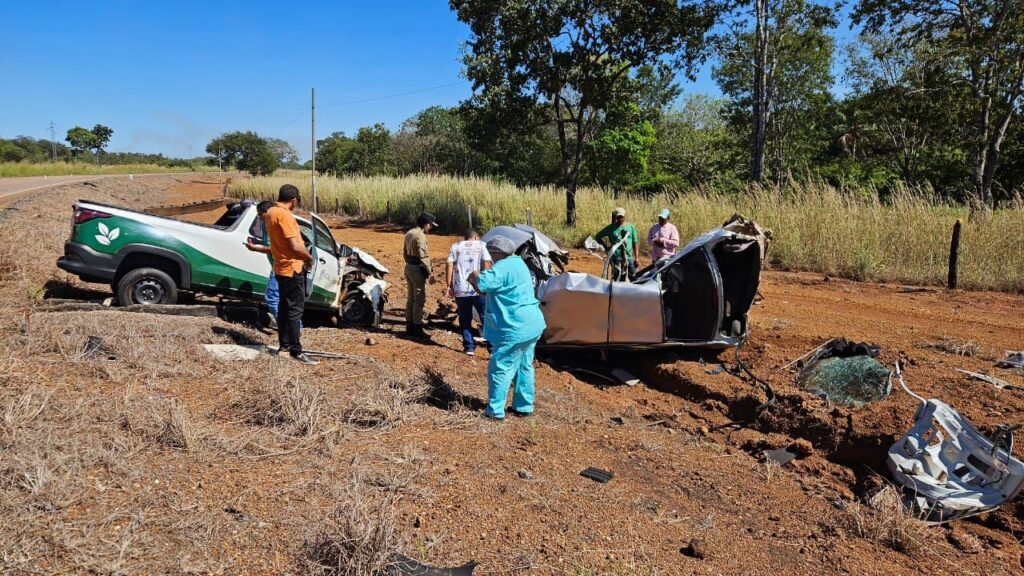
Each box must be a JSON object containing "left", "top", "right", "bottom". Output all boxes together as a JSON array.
[{"left": 594, "top": 207, "right": 639, "bottom": 280}]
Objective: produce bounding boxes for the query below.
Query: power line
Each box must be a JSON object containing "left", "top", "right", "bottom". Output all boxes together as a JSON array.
[
  {"left": 275, "top": 80, "right": 471, "bottom": 129},
  {"left": 320, "top": 80, "right": 469, "bottom": 108}
]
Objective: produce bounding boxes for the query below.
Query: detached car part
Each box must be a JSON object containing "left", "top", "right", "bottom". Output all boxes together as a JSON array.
[{"left": 888, "top": 398, "right": 1024, "bottom": 524}]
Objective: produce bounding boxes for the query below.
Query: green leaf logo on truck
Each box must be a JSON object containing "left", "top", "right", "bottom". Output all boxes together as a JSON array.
[{"left": 95, "top": 222, "right": 121, "bottom": 246}]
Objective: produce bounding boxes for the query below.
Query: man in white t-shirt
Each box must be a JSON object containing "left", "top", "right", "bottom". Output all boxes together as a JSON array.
[{"left": 445, "top": 228, "right": 493, "bottom": 355}]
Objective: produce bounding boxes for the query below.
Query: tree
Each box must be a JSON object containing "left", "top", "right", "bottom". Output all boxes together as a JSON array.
[
  {"left": 589, "top": 100, "right": 657, "bottom": 195},
  {"left": 266, "top": 138, "right": 300, "bottom": 167},
  {"left": 651, "top": 95, "right": 736, "bottom": 187},
  {"left": 90, "top": 124, "right": 113, "bottom": 164},
  {"left": 452, "top": 0, "right": 718, "bottom": 225},
  {"left": 716, "top": 0, "right": 837, "bottom": 183},
  {"left": 205, "top": 131, "right": 278, "bottom": 176},
  {"left": 854, "top": 0, "right": 1024, "bottom": 216},
  {"left": 315, "top": 132, "right": 360, "bottom": 176},
  {"left": 845, "top": 35, "right": 971, "bottom": 188},
  {"left": 394, "top": 106, "right": 475, "bottom": 175},
  {"left": 353, "top": 124, "right": 394, "bottom": 175},
  {"left": 65, "top": 127, "right": 96, "bottom": 160}
]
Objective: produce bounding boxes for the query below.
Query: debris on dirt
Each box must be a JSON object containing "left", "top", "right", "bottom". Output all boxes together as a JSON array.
[
  {"left": 517, "top": 470, "right": 533, "bottom": 481},
  {"left": 795, "top": 339, "right": 890, "bottom": 406},
  {"left": 916, "top": 338, "right": 980, "bottom": 357},
  {"left": 996, "top": 351, "right": 1024, "bottom": 370},
  {"left": 365, "top": 337, "right": 377, "bottom": 346},
  {"left": 955, "top": 368, "right": 1019, "bottom": 391},
  {"left": 122, "top": 303, "right": 220, "bottom": 317},
  {"left": 571, "top": 368, "right": 616, "bottom": 384},
  {"left": 609, "top": 416, "right": 625, "bottom": 426},
  {"left": 224, "top": 505, "right": 249, "bottom": 522},
  {"left": 764, "top": 448, "right": 797, "bottom": 467},
  {"left": 392, "top": 554, "right": 477, "bottom": 575},
  {"left": 81, "top": 336, "right": 116, "bottom": 360},
  {"left": 681, "top": 538, "right": 708, "bottom": 559},
  {"left": 704, "top": 365, "right": 725, "bottom": 375},
  {"left": 898, "top": 286, "right": 937, "bottom": 293},
  {"left": 204, "top": 344, "right": 264, "bottom": 361},
  {"left": 580, "top": 467, "right": 614, "bottom": 483},
  {"left": 610, "top": 368, "right": 639, "bottom": 386},
  {"left": 888, "top": 399, "right": 1024, "bottom": 524}
]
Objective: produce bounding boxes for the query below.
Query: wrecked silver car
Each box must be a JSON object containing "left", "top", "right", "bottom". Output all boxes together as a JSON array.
[
  {"left": 481, "top": 224, "right": 570, "bottom": 288},
  {"left": 485, "top": 215, "right": 770, "bottom": 349}
]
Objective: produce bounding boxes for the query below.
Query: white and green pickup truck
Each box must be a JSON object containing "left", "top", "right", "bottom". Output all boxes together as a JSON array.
[{"left": 56, "top": 199, "right": 389, "bottom": 325}]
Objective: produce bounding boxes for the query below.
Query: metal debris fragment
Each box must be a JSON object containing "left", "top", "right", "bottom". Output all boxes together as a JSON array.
[{"left": 956, "top": 368, "right": 1019, "bottom": 391}]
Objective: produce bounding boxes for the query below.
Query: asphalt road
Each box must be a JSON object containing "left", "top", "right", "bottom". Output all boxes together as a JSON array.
[
  {"left": 0, "top": 173, "right": 195, "bottom": 205},
  {"left": 0, "top": 174, "right": 125, "bottom": 204}
]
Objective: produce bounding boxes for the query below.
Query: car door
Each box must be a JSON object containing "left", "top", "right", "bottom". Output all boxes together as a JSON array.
[{"left": 307, "top": 213, "right": 343, "bottom": 308}]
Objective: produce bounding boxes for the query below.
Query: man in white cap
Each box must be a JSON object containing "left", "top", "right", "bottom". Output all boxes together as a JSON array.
[
  {"left": 647, "top": 208, "right": 680, "bottom": 263},
  {"left": 595, "top": 207, "right": 639, "bottom": 280}
]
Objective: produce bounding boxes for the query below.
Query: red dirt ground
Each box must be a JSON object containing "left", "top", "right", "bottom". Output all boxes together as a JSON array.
[{"left": 15, "top": 180, "right": 1021, "bottom": 574}]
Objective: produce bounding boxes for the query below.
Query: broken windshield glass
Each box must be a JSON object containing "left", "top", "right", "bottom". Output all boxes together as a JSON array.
[{"left": 796, "top": 339, "right": 891, "bottom": 406}]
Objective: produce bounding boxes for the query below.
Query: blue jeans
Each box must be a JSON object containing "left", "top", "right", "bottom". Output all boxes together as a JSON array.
[
  {"left": 486, "top": 336, "right": 540, "bottom": 419},
  {"left": 266, "top": 273, "right": 301, "bottom": 328},
  {"left": 455, "top": 295, "right": 486, "bottom": 352}
]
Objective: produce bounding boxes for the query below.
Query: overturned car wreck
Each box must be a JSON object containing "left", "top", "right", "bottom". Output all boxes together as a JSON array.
[{"left": 485, "top": 215, "right": 770, "bottom": 350}]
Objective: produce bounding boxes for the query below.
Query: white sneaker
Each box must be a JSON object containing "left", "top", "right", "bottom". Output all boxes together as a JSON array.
[{"left": 465, "top": 350, "right": 475, "bottom": 357}]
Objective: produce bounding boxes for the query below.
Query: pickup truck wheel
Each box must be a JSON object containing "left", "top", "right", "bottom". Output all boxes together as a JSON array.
[
  {"left": 117, "top": 268, "right": 178, "bottom": 306},
  {"left": 340, "top": 295, "right": 374, "bottom": 325}
]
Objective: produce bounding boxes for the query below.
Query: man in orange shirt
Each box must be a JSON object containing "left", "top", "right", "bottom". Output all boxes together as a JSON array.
[{"left": 264, "top": 184, "right": 316, "bottom": 365}]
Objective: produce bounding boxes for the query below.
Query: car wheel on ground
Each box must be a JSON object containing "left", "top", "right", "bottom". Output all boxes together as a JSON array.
[
  {"left": 340, "top": 294, "right": 374, "bottom": 325},
  {"left": 116, "top": 267, "right": 178, "bottom": 305}
]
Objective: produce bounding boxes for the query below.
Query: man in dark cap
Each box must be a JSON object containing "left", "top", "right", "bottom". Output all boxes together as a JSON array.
[{"left": 403, "top": 211, "right": 436, "bottom": 338}]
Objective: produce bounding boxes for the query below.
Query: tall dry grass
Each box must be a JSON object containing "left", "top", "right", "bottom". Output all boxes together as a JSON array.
[
  {"left": 0, "top": 162, "right": 218, "bottom": 177},
  {"left": 231, "top": 173, "right": 1024, "bottom": 292}
]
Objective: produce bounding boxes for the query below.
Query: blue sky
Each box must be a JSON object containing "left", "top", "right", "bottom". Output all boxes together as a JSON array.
[{"left": 1, "top": 1, "right": 854, "bottom": 161}]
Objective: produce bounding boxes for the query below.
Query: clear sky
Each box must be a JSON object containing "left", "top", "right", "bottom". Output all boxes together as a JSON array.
[{"left": 1, "top": 1, "right": 853, "bottom": 161}]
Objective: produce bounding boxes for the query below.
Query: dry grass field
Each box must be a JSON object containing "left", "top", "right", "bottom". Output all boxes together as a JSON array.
[{"left": 232, "top": 174, "right": 1024, "bottom": 293}]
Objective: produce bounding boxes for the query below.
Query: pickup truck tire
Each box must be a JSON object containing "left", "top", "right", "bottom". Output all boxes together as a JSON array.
[
  {"left": 340, "top": 294, "right": 374, "bottom": 326},
  {"left": 117, "top": 267, "right": 178, "bottom": 306}
]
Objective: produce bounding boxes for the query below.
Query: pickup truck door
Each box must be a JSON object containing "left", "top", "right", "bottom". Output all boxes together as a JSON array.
[{"left": 306, "top": 213, "right": 343, "bottom": 308}]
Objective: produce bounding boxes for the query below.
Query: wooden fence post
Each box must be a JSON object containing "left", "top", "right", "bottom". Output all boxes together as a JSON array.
[
  {"left": 386, "top": 200, "right": 391, "bottom": 221},
  {"left": 467, "top": 205, "right": 473, "bottom": 230},
  {"left": 948, "top": 219, "right": 962, "bottom": 289}
]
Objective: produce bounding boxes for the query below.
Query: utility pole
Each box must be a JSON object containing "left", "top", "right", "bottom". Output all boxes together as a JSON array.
[
  {"left": 48, "top": 121, "right": 57, "bottom": 162},
  {"left": 311, "top": 87, "right": 318, "bottom": 213},
  {"left": 218, "top": 146, "right": 223, "bottom": 171}
]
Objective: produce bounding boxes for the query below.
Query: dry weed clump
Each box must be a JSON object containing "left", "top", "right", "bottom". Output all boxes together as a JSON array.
[
  {"left": 120, "top": 395, "right": 201, "bottom": 451},
  {"left": 915, "top": 337, "right": 981, "bottom": 357},
  {"left": 342, "top": 374, "right": 427, "bottom": 431},
  {"left": 302, "top": 486, "right": 401, "bottom": 576},
  {"left": 841, "top": 486, "right": 928, "bottom": 554},
  {"left": 1, "top": 386, "right": 51, "bottom": 444},
  {"left": 232, "top": 376, "right": 327, "bottom": 437}
]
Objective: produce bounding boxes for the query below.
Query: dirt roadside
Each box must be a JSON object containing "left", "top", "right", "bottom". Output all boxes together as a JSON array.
[{"left": 1, "top": 177, "right": 1022, "bottom": 575}]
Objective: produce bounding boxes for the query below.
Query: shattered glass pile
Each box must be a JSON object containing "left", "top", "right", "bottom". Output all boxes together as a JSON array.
[{"left": 796, "top": 340, "right": 891, "bottom": 406}]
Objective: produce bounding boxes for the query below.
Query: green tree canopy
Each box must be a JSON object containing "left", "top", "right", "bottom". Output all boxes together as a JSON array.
[
  {"left": 451, "top": 0, "right": 719, "bottom": 225},
  {"left": 205, "top": 131, "right": 278, "bottom": 176},
  {"left": 65, "top": 127, "right": 96, "bottom": 159}
]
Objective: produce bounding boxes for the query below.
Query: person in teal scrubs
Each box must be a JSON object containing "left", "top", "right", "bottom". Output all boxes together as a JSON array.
[{"left": 468, "top": 236, "right": 546, "bottom": 420}]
